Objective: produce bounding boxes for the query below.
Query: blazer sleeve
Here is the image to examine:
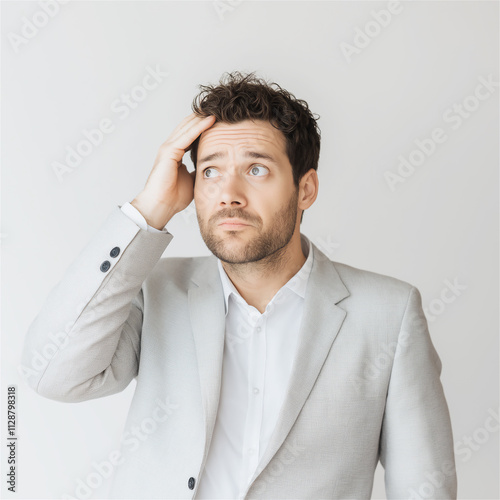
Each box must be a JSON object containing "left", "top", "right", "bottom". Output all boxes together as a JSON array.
[
  {"left": 379, "top": 286, "right": 458, "bottom": 499},
  {"left": 20, "top": 206, "right": 173, "bottom": 403}
]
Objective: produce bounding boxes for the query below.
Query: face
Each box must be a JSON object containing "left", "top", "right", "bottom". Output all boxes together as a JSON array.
[{"left": 193, "top": 119, "right": 300, "bottom": 265}]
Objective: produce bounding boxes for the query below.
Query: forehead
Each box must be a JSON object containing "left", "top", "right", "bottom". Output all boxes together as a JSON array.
[{"left": 197, "top": 119, "right": 286, "bottom": 154}]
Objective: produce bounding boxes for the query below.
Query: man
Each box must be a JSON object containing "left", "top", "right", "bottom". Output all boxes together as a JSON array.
[{"left": 21, "top": 71, "right": 457, "bottom": 499}]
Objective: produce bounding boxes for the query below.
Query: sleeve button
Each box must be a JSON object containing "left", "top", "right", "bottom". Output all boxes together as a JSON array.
[
  {"left": 110, "top": 246, "right": 120, "bottom": 258},
  {"left": 188, "top": 477, "right": 196, "bottom": 490},
  {"left": 100, "top": 261, "right": 111, "bottom": 272}
]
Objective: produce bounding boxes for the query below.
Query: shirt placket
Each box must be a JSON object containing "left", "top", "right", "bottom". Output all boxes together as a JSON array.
[{"left": 240, "top": 309, "right": 266, "bottom": 494}]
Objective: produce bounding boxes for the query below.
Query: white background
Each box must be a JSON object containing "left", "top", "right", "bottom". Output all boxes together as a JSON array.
[{"left": 1, "top": 1, "right": 498, "bottom": 499}]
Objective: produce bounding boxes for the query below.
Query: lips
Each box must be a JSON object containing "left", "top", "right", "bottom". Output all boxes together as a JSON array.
[{"left": 218, "top": 219, "right": 250, "bottom": 226}]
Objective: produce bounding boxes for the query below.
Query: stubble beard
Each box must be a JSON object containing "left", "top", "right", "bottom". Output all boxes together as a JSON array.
[{"left": 197, "top": 188, "right": 299, "bottom": 268}]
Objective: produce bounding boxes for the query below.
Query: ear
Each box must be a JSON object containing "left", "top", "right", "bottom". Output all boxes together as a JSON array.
[{"left": 298, "top": 169, "right": 319, "bottom": 211}]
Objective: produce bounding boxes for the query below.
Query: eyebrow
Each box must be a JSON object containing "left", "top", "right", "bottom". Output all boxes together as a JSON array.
[{"left": 198, "top": 151, "right": 278, "bottom": 165}]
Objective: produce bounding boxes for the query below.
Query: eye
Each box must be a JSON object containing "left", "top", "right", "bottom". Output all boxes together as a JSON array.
[
  {"left": 202, "top": 165, "right": 269, "bottom": 178},
  {"left": 249, "top": 165, "right": 269, "bottom": 176},
  {"left": 202, "top": 167, "right": 220, "bottom": 178}
]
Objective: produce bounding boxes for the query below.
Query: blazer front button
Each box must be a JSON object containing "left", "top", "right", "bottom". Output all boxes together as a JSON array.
[
  {"left": 110, "top": 246, "right": 120, "bottom": 258},
  {"left": 100, "top": 261, "right": 111, "bottom": 272},
  {"left": 188, "top": 477, "right": 195, "bottom": 490}
]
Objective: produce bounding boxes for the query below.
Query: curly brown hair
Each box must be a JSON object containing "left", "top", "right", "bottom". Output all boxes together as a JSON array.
[{"left": 189, "top": 71, "right": 321, "bottom": 193}]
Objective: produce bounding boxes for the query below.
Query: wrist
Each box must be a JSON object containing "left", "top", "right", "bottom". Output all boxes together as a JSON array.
[{"left": 130, "top": 194, "right": 176, "bottom": 230}]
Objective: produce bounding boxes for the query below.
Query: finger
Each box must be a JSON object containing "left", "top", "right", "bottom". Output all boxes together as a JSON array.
[
  {"left": 168, "top": 113, "right": 200, "bottom": 139},
  {"left": 174, "top": 115, "right": 216, "bottom": 151},
  {"left": 171, "top": 113, "right": 213, "bottom": 141}
]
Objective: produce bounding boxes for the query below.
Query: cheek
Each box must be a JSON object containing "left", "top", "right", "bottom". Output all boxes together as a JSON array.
[
  {"left": 195, "top": 181, "right": 223, "bottom": 208},
  {"left": 193, "top": 191, "right": 204, "bottom": 215}
]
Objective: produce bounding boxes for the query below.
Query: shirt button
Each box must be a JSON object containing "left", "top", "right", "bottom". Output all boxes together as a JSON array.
[
  {"left": 253, "top": 387, "right": 259, "bottom": 394},
  {"left": 256, "top": 326, "right": 261, "bottom": 333},
  {"left": 248, "top": 448, "right": 255, "bottom": 455}
]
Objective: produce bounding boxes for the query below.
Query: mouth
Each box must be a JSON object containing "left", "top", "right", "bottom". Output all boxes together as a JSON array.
[{"left": 218, "top": 222, "right": 250, "bottom": 230}]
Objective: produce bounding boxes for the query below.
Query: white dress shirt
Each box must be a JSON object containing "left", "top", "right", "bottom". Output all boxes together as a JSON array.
[{"left": 119, "top": 202, "right": 314, "bottom": 499}]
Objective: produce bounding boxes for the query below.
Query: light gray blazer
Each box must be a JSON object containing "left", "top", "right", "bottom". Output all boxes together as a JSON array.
[{"left": 21, "top": 206, "right": 457, "bottom": 499}]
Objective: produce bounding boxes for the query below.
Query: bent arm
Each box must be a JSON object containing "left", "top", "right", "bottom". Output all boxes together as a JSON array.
[
  {"left": 379, "top": 286, "right": 457, "bottom": 499},
  {"left": 20, "top": 206, "right": 173, "bottom": 403}
]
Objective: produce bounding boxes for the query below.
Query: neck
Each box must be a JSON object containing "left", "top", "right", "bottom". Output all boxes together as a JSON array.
[{"left": 221, "top": 231, "right": 307, "bottom": 314}]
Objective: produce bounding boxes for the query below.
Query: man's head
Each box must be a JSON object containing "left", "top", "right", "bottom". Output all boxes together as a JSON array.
[{"left": 190, "top": 71, "right": 320, "bottom": 265}]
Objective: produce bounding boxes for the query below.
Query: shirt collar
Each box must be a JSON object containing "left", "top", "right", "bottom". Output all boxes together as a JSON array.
[{"left": 217, "top": 233, "right": 314, "bottom": 316}]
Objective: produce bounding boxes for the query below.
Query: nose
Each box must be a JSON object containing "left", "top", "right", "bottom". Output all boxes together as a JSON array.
[{"left": 217, "top": 173, "right": 247, "bottom": 208}]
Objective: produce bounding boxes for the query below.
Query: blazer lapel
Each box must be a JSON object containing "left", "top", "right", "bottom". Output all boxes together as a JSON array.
[
  {"left": 243, "top": 241, "right": 350, "bottom": 493},
  {"left": 188, "top": 256, "right": 226, "bottom": 470}
]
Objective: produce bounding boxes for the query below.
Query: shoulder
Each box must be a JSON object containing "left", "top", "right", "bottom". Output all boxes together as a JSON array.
[
  {"left": 329, "top": 259, "right": 417, "bottom": 307},
  {"left": 326, "top": 260, "right": 425, "bottom": 337}
]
